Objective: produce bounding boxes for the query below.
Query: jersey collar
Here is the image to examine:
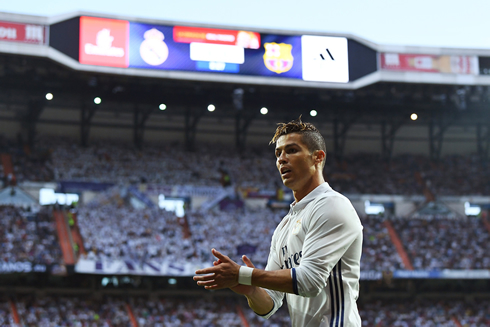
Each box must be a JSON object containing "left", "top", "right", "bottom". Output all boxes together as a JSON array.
[{"left": 290, "top": 182, "right": 331, "bottom": 212}]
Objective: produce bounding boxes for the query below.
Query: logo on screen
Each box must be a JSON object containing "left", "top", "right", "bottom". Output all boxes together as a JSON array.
[
  {"left": 79, "top": 16, "right": 129, "bottom": 68},
  {"left": 263, "top": 42, "right": 293, "bottom": 74},
  {"left": 140, "top": 28, "right": 169, "bottom": 66},
  {"left": 85, "top": 29, "right": 124, "bottom": 57}
]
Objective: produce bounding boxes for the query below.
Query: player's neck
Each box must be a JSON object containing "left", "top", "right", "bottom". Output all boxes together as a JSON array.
[{"left": 292, "top": 175, "right": 325, "bottom": 203}]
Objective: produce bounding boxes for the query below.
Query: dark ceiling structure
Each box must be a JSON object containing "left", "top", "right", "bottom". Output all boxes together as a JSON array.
[{"left": 1, "top": 52, "right": 489, "bottom": 162}]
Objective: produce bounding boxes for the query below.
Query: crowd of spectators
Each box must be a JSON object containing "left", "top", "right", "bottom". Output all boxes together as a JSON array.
[
  {"left": 187, "top": 207, "right": 286, "bottom": 269},
  {"left": 324, "top": 153, "right": 425, "bottom": 195},
  {"left": 77, "top": 186, "right": 286, "bottom": 270},
  {"left": 0, "top": 294, "right": 488, "bottom": 326},
  {"left": 77, "top": 186, "right": 490, "bottom": 272},
  {"left": 360, "top": 216, "right": 404, "bottom": 272},
  {"left": 14, "top": 295, "right": 130, "bottom": 326},
  {"left": 458, "top": 300, "right": 490, "bottom": 327},
  {"left": 48, "top": 139, "right": 280, "bottom": 192},
  {"left": 0, "top": 299, "right": 14, "bottom": 326},
  {"left": 245, "top": 301, "right": 291, "bottom": 327},
  {"left": 4, "top": 136, "right": 490, "bottom": 196},
  {"left": 0, "top": 134, "right": 54, "bottom": 185},
  {"left": 0, "top": 205, "right": 62, "bottom": 265},
  {"left": 2, "top": 192, "right": 489, "bottom": 273},
  {"left": 358, "top": 299, "right": 490, "bottom": 327},
  {"left": 392, "top": 216, "right": 490, "bottom": 270},
  {"left": 77, "top": 188, "right": 191, "bottom": 265},
  {"left": 132, "top": 296, "right": 243, "bottom": 326}
]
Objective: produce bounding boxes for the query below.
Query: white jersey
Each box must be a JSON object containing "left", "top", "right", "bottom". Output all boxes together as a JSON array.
[{"left": 260, "top": 182, "right": 363, "bottom": 327}]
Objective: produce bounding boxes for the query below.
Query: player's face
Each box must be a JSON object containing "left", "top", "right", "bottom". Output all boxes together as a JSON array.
[{"left": 275, "top": 133, "right": 316, "bottom": 191}]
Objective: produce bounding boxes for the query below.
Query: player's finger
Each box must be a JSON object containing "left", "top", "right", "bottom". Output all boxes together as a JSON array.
[
  {"left": 193, "top": 274, "right": 215, "bottom": 281},
  {"left": 196, "top": 280, "right": 216, "bottom": 287},
  {"left": 212, "top": 248, "right": 229, "bottom": 261},
  {"left": 195, "top": 267, "right": 217, "bottom": 275},
  {"left": 242, "top": 255, "right": 256, "bottom": 268},
  {"left": 213, "top": 259, "right": 223, "bottom": 266},
  {"left": 205, "top": 284, "right": 225, "bottom": 290}
]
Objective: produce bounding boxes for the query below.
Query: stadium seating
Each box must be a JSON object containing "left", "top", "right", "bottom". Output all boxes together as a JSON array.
[
  {"left": 0, "top": 205, "right": 62, "bottom": 266},
  {"left": 1, "top": 294, "right": 489, "bottom": 326},
  {"left": 4, "top": 137, "right": 490, "bottom": 196}
]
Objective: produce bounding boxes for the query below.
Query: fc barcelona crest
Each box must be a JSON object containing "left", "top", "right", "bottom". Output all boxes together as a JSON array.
[{"left": 263, "top": 42, "right": 294, "bottom": 74}]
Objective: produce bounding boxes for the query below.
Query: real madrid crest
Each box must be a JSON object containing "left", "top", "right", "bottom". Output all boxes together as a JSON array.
[
  {"left": 263, "top": 42, "right": 294, "bottom": 74},
  {"left": 291, "top": 218, "right": 302, "bottom": 235},
  {"left": 140, "top": 28, "right": 169, "bottom": 66}
]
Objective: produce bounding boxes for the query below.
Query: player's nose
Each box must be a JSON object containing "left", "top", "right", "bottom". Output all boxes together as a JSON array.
[{"left": 277, "top": 152, "right": 287, "bottom": 165}]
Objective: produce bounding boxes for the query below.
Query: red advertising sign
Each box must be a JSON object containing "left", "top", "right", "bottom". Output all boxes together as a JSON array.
[
  {"left": 173, "top": 26, "right": 260, "bottom": 49},
  {"left": 381, "top": 53, "right": 479, "bottom": 75},
  {"left": 0, "top": 21, "right": 46, "bottom": 45},
  {"left": 79, "top": 16, "right": 129, "bottom": 68}
]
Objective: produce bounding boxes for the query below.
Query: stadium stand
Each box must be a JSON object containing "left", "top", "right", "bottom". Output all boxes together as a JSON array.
[
  {"left": 4, "top": 137, "right": 490, "bottom": 198},
  {"left": 0, "top": 205, "right": 62, "bottom": 266},
  {"left": 392, "top": 216, "right": 490, "bottom": 270},
  {"left": 0, "top": 294, "right": 488, "bottom": 326},
  {"left": 359, "top": 216, "right": 405, "bottom": 272},
  {"left": 1, "top": 10, "right": 490, "bottom": 325},
  {"left": 13, "top": 294, "right": 131, "bottom": 327}
]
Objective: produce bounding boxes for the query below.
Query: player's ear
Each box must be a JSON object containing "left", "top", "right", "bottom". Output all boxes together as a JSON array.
[{"left": 313, "top": 150, "right": 326, "bottom": 166}]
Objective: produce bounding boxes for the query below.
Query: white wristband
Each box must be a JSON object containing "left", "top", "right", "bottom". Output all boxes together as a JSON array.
[{"left": 238, "top": 266, "right": 254, "bottom": 285}]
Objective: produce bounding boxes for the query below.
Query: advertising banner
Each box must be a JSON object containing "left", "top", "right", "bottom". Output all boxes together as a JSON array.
[
  {"left": 0, "top": 261, "right": 49, "bottom": 274},
  {"left": 360, "top": 270, "right": 383, "bottom": 280},
  {"left": 0, "top": 21, "right": 46, "bottom": 45},
  {"left": 301, "top": 35, "right": 349, "bottom": 83},
  {"left": 393, "top": 269, "right": 490, "bottom": 279},
  {"left": 75, "top": 258, "right": 490, "bottom": 279},
  {"left": 173, "top": 26, "right": 260, "bottom": 49},
  {"left": 79, "top": 16, "right": 129, "bottom": 67},
  {"left": 381, "top": 53, "right": 479, "bottom": 75},
  {"left": 75, "top": 257, "right": 211, "bottom": 276}
]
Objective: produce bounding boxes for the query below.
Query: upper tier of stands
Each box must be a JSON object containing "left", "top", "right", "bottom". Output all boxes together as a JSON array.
[{"left": 2, "top": 136, "right": 490, "bottom": 196}]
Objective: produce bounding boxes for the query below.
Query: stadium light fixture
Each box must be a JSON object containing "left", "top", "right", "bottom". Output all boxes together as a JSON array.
[
  {"left": 207, "top": 104, "right": 216, "bottom": 112},
  {"left": 45, "top": 93, "right": 53, "bottom": 101},
  {"left": 94, "top": 97, "right": 102, "bottom": 105},
  {"left": 159, "top": 103, "right": 167, "bottom": 110},
  {"left": 411, "top": 113, "right": 418, "bottom": 121},
  {"left": 310, "top": 110, "right": 318, "bottom": 117},
  {"left": 260, "top": 107, "right": 268, "bottom": 115}
]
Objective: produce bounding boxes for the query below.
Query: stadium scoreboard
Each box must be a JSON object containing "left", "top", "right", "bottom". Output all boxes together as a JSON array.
[
  {"left": 48, "top": 15, "right": 377, "bottom": 86},
  {"left": 1, "top": 12, "right": 489, "bottom": 88}
]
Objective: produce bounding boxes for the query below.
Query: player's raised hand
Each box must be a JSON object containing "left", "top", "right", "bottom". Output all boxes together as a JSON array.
[{"left": 194, "top": 248, "right": 241, "bottom": 290}]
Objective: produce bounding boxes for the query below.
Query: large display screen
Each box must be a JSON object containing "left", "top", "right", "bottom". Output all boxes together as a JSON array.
[{"left": 79, "top": 16, "right": 350, "bottom": 83}]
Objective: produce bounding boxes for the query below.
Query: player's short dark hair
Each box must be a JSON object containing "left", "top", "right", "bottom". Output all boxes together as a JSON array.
[{"left": 270, "top": 116, "right": 327, "bottom": 167}]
